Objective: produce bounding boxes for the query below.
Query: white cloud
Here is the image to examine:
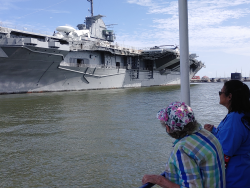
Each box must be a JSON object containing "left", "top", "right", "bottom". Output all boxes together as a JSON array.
[
  {"left": 0, "top": 0, "right": 28, "bottom": 11},
  {"left": 127, "top": 0, "right": 154, "bottom": 6},
  {"left": 124, "top": 0, "right": 250, "bottom": 56}
]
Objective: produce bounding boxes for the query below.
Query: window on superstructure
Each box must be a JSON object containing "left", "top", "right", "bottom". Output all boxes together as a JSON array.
[
  {"left": 77, "top": 59, "right": 84, "bottom": 67},
  {"left": 116, "top": 62, "right": 120, "bottom": 69}
]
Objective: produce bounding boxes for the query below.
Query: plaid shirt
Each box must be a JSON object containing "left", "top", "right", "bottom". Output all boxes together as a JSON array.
[{"left": 165, "top": 126, "right": 226, "bottom": 188}]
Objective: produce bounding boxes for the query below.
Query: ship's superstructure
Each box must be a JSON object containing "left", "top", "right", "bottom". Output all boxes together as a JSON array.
[{"left": 0, "top": 0, "right": 204, "bottom": 94}]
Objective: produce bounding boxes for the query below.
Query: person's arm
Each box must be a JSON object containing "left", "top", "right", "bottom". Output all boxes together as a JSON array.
[
  {"left": 142, "top": 174, "right": 180, "bottom": 188},
  {"left": 204, "top": 124, "right": 217, "bottom": 136},
  {"left": 217, "top": 113, "right": 244, "bottom": 156},
  {"left": 211, "top": 126, "right": 217, "bottom": 135},
  {"left": 204, "top": 124, "right": 214, "bottom": 132},
  {"left": 141, "top": 146, "right": 204, "bottom": 188}
]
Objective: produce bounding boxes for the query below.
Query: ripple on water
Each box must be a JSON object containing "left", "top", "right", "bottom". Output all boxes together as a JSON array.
[{"left": 0, "top": 83, "right": 249, "bottom": 187}]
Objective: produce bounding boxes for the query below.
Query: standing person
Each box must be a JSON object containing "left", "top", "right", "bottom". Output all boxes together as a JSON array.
[
  {"left": 204, "top": 80, "right": 250, "bottom": 188},
  {"left": 142, "top": 102, "right": 225, "bottom": 188}
]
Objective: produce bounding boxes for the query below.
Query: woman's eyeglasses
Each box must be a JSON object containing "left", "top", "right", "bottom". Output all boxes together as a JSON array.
[{"left": 219, "top": 91, "right": 225, "bottom": 95}]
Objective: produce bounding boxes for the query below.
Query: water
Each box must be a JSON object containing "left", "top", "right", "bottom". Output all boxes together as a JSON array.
[{"left": 1, "top": 83, "right": 249, "bottom": 188}]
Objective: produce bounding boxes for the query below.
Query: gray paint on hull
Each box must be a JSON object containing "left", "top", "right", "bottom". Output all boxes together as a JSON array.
[
  {"left": 0, "top": 46, "right": 197, "bottom": 94},
  {"left": 0, "top": 47, "right": 8, "bottom": 57}
]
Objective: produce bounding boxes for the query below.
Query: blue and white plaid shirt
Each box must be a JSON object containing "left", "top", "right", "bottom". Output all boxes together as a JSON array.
[{"left": 165, "top": 125, "right": 226, "bottom": 188}]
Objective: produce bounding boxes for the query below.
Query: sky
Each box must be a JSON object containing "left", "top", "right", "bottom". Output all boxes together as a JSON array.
[{"left": 0, "top": 0, "right": 250, "bottom": 78}]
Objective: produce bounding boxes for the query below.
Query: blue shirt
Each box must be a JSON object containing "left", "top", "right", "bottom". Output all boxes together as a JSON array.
[{"left": 212, "top": 112, "right": 250, "bottom": 188}]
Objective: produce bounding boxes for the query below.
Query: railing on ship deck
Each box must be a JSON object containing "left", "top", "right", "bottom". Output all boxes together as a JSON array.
[{"left": 69, "top": 41, "right": 143, "bottom": 54}]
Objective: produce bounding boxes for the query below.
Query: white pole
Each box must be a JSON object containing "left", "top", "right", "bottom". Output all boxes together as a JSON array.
[{"left": 178, "top": 0, "right": 190, "bottom": 106}]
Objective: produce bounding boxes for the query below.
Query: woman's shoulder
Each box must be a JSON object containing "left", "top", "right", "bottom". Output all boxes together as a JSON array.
[
  {"left": 219, "top": 112, "right": 244, "bottom": 131},
  {"left": 227, "top": 112, "right": 244, "bottom": 119},
  {"left": 226, "top": 112, "right": 248, "bottom": 131}
]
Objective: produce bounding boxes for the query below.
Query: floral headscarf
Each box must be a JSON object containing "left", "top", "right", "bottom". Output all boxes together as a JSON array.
[{"left": 156, "top": 101, "right": 195, "bottom": 131}]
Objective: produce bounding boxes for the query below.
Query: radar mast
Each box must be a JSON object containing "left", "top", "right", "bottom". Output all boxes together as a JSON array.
[{"left": 87, "top": 0, "right": 93, "bottom": 16}]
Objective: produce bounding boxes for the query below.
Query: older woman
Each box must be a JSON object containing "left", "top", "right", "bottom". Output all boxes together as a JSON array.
[
  {"left": 205, "top": 80, "right": 250, "bottom": 188},
  {"left": 142, "top": 102, "right": 225, "bottom": 188}
]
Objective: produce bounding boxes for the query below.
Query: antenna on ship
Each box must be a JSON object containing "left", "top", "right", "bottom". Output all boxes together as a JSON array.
[{"left": 87, "top": 0, "right": 94, "bottom": 16}]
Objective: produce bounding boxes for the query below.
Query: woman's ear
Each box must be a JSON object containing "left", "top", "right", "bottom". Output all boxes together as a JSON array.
[{"left": 166, "top": 125, "right": 171, "bottom": 133}]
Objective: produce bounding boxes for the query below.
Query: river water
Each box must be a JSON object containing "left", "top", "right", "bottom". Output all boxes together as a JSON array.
[{"left": 1, "top": 82, "right": 249, "bottom": 188}]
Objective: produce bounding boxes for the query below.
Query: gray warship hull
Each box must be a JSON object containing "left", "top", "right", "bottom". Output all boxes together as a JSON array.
[
  {"left": 0, "top": 41, "right": 203, "bottom": 94},
  {"left": 0, "top": 47, "right": 202, "bottom": 94},
  {"left": 0, "top": 2, "right": 204, "bottom": 94}
]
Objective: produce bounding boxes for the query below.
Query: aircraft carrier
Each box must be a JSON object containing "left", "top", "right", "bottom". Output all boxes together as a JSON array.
[{"left": 0, "top": 0, "right": 204, "bottom": 94}]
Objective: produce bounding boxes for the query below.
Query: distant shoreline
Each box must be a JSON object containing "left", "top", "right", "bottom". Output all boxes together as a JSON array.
[{"left": 191, "top": 79, "right": 250, "bottom": 83}]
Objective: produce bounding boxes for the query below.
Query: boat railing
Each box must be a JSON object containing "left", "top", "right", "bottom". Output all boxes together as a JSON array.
[
  {"left": 97, "top": 41, "right": 142, "bottom": 54},
  {"left": 60, "top": 61, "right": 128, "bottom": 69},
  {"left": 112, "top": 43, "right": 142, "bottom": 53},
  {"left": 69, "top": 40, "right": 143, "bottom": 54}
]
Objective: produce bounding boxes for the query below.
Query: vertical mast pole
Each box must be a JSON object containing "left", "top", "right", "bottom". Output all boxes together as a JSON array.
[
  {"left": 87, "top": 0, "right": 94, "bottom": 16},
  {"left": 178, "top": 0, "right": 190, "bottom": 106},
  {"left": 91, "top": 0, "right": 93, "bottom": 16}
]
